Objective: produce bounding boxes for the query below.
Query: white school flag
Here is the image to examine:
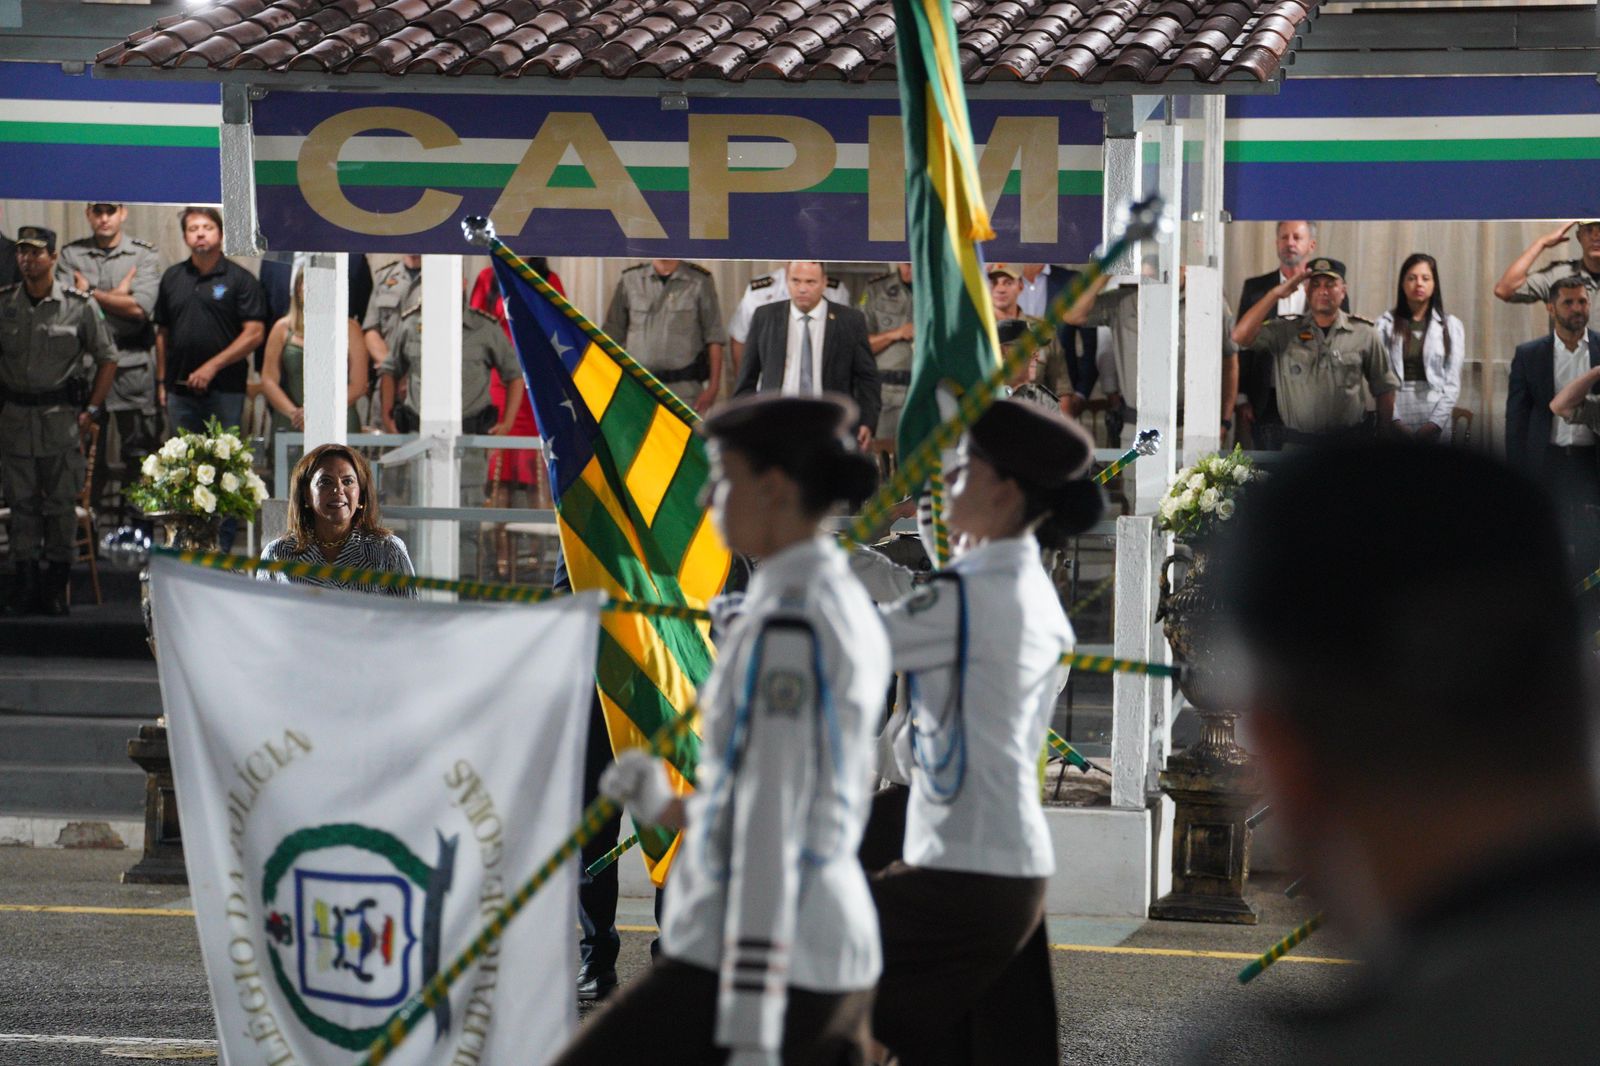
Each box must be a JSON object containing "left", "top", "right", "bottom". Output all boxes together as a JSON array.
[{"left": 150, "top": 555, "right": 598, "bottom": 1066}]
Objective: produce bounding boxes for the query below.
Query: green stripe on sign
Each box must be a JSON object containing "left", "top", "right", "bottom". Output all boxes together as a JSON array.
[
  {"left": 0, "top": 121, "right": 219, "bottom": 149},
  {"left": 253, "top": 159, "right": 1104, "bottom": 196},
  {"left": 1225, "top": 137, "right": 1600, "bottom": 164}
]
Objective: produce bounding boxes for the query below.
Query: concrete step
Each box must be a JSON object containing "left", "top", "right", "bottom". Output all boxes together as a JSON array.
[
  {"left": 0, "top": 763, "right": 146, "bottom": 819},
  {"left": 1, "top": 713, "right": 150, "bottom": 764},
  {"left": 0, "top": 659, "right": 160, "bottom": 718}
]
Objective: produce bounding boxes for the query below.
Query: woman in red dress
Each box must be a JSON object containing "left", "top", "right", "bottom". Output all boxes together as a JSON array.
[{"left": 470, "top": 257, "right": 561, "bottom": 578}]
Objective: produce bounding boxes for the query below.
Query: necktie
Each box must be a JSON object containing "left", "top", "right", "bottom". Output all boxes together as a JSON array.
[{"left": 798, "top": 313, "right": 814, "bottom": 394}]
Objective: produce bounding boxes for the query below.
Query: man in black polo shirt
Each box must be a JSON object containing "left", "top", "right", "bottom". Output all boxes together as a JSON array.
[{"left": 153, "top": 206, "right": 267, "bottom": 434}]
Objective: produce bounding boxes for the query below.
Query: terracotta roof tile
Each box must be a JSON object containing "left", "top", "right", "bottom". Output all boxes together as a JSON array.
[{"left": 97, "top": 0, "right": 1322, "bottom": 83}]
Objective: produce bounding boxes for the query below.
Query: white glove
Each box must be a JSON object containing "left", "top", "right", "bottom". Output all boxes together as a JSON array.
[
  {"left": 726, "top": 1049, "right": 780, "bottom": 1066},
  {"left": 599, "top": 749, "right": 676, "bottom": 825}
]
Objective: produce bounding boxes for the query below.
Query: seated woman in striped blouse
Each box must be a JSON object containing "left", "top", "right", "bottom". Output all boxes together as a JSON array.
[{"left": 260, "top": 443, "right": 416, "bottom": 598}]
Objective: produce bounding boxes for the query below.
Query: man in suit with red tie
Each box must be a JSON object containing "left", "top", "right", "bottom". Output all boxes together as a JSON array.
[{"left": 733, "top": 260, "right": 881, "bottom": 448}]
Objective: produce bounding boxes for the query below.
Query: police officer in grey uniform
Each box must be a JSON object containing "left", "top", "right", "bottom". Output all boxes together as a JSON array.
[
  {"left": 378, "top": 303, "right": 523, "bottom": 437},
  {"left": 1495, "top": 218, "right": 1600, "bottom": 306},
  {"left": 864, "top": 263, "right": 914, "bottom": 443},
  {"left": 362, "top": 255, "right": 422, "bottom": 422},
  {"left": 56, "top": 203, "right": 162, "bottom": 504},
  {"left": 1, "top": 227, "right": 116, "bottom": 616},
  {"left": 1233, "top": 257, "right": 1399, "bottom": 442},
  {"left": 602, "top": 260, "right": 725, "bottom": 412}
]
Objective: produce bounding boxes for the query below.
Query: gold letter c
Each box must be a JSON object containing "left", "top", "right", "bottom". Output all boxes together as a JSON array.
[{"left": 298, "top": 107, "right": 463, "bottom": 237}]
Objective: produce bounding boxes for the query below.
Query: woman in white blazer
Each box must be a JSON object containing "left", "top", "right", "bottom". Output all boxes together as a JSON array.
[{"left": 1376, "top": 253, "right": 1466, "bottom": 442}]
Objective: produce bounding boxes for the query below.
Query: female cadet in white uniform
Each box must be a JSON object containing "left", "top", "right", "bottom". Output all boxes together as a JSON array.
[
  {"left": 862, "top": 399, "right": 1103, "bottom": 1066},
  {"left": 553, "top": 394, "right": 891, "bottom": 1066}
]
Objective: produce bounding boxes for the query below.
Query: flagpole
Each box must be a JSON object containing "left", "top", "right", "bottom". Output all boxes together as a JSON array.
[{"left": 844, "top": 196, "right": 1169, "bottom": 547}]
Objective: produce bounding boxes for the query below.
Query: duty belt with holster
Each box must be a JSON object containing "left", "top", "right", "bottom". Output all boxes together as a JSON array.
[
  {"left": 880, "top": 370, "right": 912, "bottom": 386},
  {"left": 395, "top": 406, "right": 498, "bottom": 435},
  {"left": 656, "top": 348, "right": 711, "bottom": 384},
  {"left": 0, "top": 382, "right": 83, "bottom": 407},
  {"left": 114, "top": 322, "right": 156, "bottom": 352}
]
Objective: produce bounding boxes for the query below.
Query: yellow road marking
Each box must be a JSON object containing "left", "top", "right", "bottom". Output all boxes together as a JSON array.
[
  {"left": 2, "top": 907, "right": 1357, "bottom": 967},
  {"left": 1051, "top": 942, "right": 1356, "bottom": 967},
  {"left": 0, "top": 903, "right": 196, "bottom": 918}
]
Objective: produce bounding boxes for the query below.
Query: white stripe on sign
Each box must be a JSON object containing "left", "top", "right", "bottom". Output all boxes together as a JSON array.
[
  {"left": 1224, "top": 114, "right": 1600, "bottom": 142},
  {"left": 253, "top": 135, "right": 1106, "bottom": 172},
  {"left": 0, "top": 100, "right": 220, "bottom": 127}
]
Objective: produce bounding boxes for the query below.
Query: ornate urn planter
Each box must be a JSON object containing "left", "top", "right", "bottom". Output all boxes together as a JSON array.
[{"left": 1147, "top": 541, "right": 1262, "bottom": 924}]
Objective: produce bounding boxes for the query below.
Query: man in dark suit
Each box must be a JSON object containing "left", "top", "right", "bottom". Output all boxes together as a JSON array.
[
  {"left": 1506, "top": 275, "right": 1600, "bottom": 557},
  {"left": 733, "top": 260, "right": 880, "bottom": 446},
  {"left": 1189, "top": 442, "right": 1600, "bottom": 1066},
  {"left": 1235, "top": 221, "right": 1345, "bottom": 448}
]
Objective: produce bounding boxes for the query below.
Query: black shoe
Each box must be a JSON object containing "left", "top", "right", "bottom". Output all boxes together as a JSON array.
[
  {"left": 41, "top": 563, "right": 71, "bottom": 617},
  {"left": 576, "top": 968, "right": 618, "bottom": 1003},
  {"left": 3, "top": 563, "right": 40, "bottom": 617}
]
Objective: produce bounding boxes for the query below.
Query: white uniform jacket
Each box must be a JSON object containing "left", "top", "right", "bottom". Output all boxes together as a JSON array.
[
  {"left": 661, "top": 536, "right": 891, "bottom": 1052},
  {"left": 1375, "top": 308, "right": 1466, "bottom": 433},
  {"left": 727, "top": 267, "right": 852, "bottom": 344},
  {"left": 875, "top": 535, "right": 1074, "bottom": 877}
]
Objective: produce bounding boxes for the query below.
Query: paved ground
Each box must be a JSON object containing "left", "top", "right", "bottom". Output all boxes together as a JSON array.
[{"left": 0, "top": 848, "right": 1353, "bottom": 1065}]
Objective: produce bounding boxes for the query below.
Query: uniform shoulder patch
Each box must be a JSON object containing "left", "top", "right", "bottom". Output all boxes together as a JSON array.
[
  {"left": 466, "top": 306, "right": 498, "bottom": 325},
  {"left": 867, "top": 271, "right": 892, "bottom": 285},
  {"left": 399, "top": 303, "right": 421, "bottom": 319},
  {"left": 62, "top": 286, "right": 92, "bottom": 300},
  {"left": 827, "top": 275, "right": 842, "bottom": 289},
  {"left": 1348, "top": 313, "right": 1375, "bottom": 326},
  {"left": 685, "top": 262, "right": 711, "bottom": 276},
  {"left": 749, "top": 275, "right": 775, "bottom": 291},
  {"left": 131, "top": 238, "right": 156, "bottom": 250}
]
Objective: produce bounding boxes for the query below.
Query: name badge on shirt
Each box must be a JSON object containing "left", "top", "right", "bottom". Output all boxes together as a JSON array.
[{"left": 211, "top": 283, "right": 227, "bottom": 300}]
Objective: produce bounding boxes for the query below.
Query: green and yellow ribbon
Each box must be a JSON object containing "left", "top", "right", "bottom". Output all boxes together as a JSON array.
[
  {"left": 1237, "top": 913, "right": 1324, "bottom": 984},
  {"left": 359, "top": 710, "right": 698, "bottom": 1066}
]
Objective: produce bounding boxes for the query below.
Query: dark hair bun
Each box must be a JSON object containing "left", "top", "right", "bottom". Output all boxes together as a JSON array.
[
  {"left": 827, "top": 451, "right": 880, "bottom": 511},
  {"left": 1035, "top": 478, "right": 1105, "bottom": 549}
]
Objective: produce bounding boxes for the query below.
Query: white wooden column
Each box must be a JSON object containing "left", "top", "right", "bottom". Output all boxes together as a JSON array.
[
  {"left": 1182, "top": 95, "right": 1227, "bottom": 464},
  {"left": 218, "top": 84, "right": 263, "bottom": 257},
  {"left": 416, "top": 254, "right": 463, "bottom": 579},
  {"left": 1133, "top": 115, "right": 1181, "bottom": 517},
  {"left": 1111, "top": 515, "right": 1156, "bottom": 810},
  {"left": 301, "top": 252, "right": 348, "bottom": 449},
  {"left": 1099, "top": 95, "right": 1159, "bottom": 278}
]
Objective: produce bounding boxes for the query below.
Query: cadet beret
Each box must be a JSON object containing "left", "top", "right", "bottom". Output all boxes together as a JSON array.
[
  {"left": 967, "top": 399, "right": 1093, "bottom": 489},
  {"left": 701, "top": 393, "right": 857, "bottom": 451},
  {"left": 1306, "top": 257, "right": 1346, "bottom": 282},
  {"left": 15, "top": 226, "right": 56, "bottom": 254}
]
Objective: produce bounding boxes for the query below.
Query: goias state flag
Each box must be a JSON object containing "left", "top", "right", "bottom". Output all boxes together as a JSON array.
[
  {"left": 892, "top": 0, "right": 1004, "bottom": 468},
  {"left": 490, "top": 246, "right": 728, "bottom": 887}
]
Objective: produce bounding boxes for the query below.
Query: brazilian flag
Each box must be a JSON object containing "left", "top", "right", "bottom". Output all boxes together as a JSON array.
[
  {"left": 490, "top": 246, "right": 729, "bottom": 887},
  {"left": 892, "top": 0, "right": 1003, "bottom": 467}
]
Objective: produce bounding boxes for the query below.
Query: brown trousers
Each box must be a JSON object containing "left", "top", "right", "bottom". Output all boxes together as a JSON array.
[{"left": 549, "top": 958, "right": 875, "bottom": 1066}]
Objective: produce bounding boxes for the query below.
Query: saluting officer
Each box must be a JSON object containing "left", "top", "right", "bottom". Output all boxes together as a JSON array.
[
  {"left": 378, "top": 301, "right": 524, "bottom": 437},
  {"left": 0, "top": 226, "right": 116, "bottom": 617},
  {"left": 56, "top": 202, "right": 162, "bottom": 501},
  {"left": 1233, "top": 256, "right": 1399, "bottom": 443},
  {"left": 988, "top": 263, "right": 1073, "bottom": 413},
  {"left": 863, "top": 263, "right": 914, "bottom": 443},
  {"left": 570, "top": 394, "right": 889, "bottom": 1066},
  {"left": 602, "top": 259, "right": 726, "bottom": 412},
  {"left": 727, "top": 264, "right": 851, "bottom": 378}
]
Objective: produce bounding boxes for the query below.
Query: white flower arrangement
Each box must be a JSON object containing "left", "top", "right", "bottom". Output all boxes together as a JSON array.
[
  {"left": 128, "top": 418, "right": 266, "bottom": 522},
  {"left": 1157, "top": 446, "right": 1259, "bottom": 542}
]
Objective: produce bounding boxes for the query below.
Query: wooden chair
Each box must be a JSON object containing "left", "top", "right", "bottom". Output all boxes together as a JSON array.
[{"left": 73, "top": 422, "right": 103, "bottom": 606}]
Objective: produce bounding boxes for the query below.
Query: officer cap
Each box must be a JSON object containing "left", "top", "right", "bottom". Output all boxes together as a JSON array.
[
  {"left": 967, "top": 399, "right": 1093, "bottom": 489},
  {"left": 15, "top": 226, "right": 57, "bottom": 254},
  {"left": 1576, "top": 220, "right": 1600, "bottom": 230},
  {"left": 87, "top": 202, "right": 122, "bottom": 212},
  {"left": 986, "top": 262, "right": 1022, "bottom": 281},
  {"left": 1306, "top": 257, "right": 1346, "bottom": 282},
  {"left": 701, "top": 394, "right": 877, "bottom": 510}
]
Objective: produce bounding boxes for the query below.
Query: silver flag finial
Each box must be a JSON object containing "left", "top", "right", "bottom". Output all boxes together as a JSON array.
[
  {"left": 1135, "top": 428, "right": 1162, "bottom": 457},
  {"left": 461, "top": 215, "right": 496, "bottom": 247}
]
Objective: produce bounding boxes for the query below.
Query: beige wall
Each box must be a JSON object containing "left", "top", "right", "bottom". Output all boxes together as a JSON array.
[{"left": 1224, "top": 220, "right": 1570, "bottom": 449}]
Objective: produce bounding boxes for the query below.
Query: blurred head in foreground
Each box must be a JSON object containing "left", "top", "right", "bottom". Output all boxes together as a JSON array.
[{"left": 1215, "top": 441, "right": 1597, "bottom": 939}]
